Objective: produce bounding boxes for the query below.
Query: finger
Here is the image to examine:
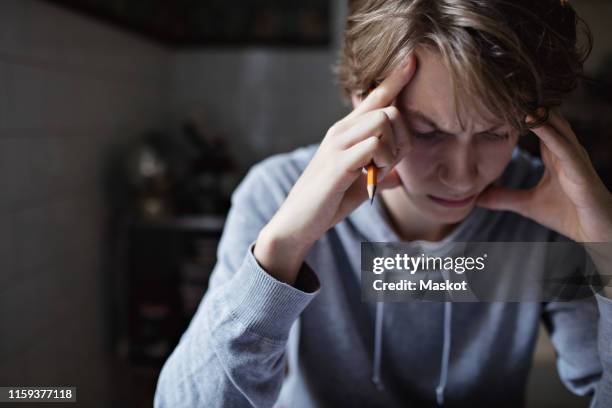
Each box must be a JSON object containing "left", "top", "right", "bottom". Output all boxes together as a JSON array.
[
  {"left": 547, "top": 109, "right": 587, "bottom": 157},
  {"left": 475, "top": 184, "right": 534, "bottom": 217},
  {"left": 347, "top": 169, "right": 401, "bottom": 203},
  {"left": 341, "top": 134, "right": 395, "bottom": 173},
  {"left": 338, "top": 110, "right": 397, "bottom": 155},
  {"left": 381, "top": 105, "right": 411, "bottom": 156},
  {"left": 371, "top": 120, "right": 396, "bottom": 169},
  {"left": 346, "top": 53, "right": 417, "bottom": 120},
  {"left": 334, "top": 105, "right": 410, "bottom": 158},
  {"left": 548, "top": 108, "right": 572, "bottom": 134},
  {"left": 527, "top": 115, "right": 574, "bottom": 164},
  {"left": 529, "top": 115, "right": 595, "bottom": 184},
  {"left": 332, "top": 169, "right": 402, "bottom": 225},
  {"left": 341, "top": 136, "right": 379, "bottom": 173}
]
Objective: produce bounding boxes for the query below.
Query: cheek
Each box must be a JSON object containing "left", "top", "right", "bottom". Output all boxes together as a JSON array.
[
  {"left": 394, "top": 146, "right": 437, "bottom": 187},
  {"left": 476, "top": 142, "right": 517, "bottom": 181},
  {"left": 405, "top": 147, "right": 436, "bottom": 172}
]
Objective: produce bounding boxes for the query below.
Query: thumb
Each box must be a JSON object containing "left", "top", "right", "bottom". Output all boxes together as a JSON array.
[
  {"left": 476, "top": 184, "right": 533, "bottom": 216},
  {"left": 378, "top": 168, "right": 402, "bottom": 191}
]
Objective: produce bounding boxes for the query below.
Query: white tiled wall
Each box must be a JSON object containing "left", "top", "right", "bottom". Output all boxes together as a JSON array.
[{"left": 0, "top": 0, "right": 170, "bottom": 405}]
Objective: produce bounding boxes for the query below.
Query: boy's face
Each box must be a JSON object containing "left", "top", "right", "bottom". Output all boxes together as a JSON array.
[{"left": 356, "top": 48, "right": 520, "bottom": 224}]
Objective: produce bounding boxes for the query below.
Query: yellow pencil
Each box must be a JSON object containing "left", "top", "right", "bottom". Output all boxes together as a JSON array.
[
  {"left": 366, "top": 85, "right": 378, "bottom": 205},
  {"left": 367, "top": 163, "right": 377, "bottom": 205}
]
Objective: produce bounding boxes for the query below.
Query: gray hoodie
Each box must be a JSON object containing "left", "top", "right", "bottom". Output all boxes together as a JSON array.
[{"left": 154, "top": 145, "right": 612, "bottom": 407}]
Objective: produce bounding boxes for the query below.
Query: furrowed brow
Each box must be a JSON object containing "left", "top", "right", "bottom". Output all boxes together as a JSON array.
[
  {"left": 405, "top": 109, "right": 453, "bottom": 134},
  {"left": 406, "top": 108, "right": 506, "bottom": 134}
]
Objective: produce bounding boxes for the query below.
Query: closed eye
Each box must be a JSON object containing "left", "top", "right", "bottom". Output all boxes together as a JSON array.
[
  {"left": 413, "top": 131, "right": 446, "bottom": 141},
  {"left": 480, "top": 132, "right": 509, "bottom": 142},
  {"left": 413, "top": 130, "right": 510, "bottom": 142}
]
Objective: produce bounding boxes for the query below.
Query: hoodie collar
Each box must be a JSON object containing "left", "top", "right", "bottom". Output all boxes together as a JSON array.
[{"left": 349, "top": 191, "right": 486, "bottom": 249}]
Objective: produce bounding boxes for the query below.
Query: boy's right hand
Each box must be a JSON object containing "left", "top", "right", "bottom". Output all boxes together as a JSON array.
[{"left": 254, "top": 54, "right": 417, "bottom": 285}]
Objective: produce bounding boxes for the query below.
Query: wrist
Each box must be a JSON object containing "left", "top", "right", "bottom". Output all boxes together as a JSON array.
[{"left": 254, "top": 225, "right": 314, "bottom": 286}]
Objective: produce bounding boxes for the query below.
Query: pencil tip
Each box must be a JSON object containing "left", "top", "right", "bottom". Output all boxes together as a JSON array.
[
  {"left": 368, "top": 185, "right": 376, "bottom": 205},
  {"left": 368, "top": 184, "right": 376, "bottom": 205}
]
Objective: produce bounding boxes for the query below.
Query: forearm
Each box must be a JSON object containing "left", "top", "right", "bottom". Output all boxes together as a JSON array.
[
  {"left": 154, "top": 246, "right": 320, "bottom": 407},
  {"left": 254, "top": 224, "right": 315, "bottom": 286}
]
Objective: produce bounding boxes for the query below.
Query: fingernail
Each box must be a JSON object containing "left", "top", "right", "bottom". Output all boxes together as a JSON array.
[{"left": 525, "top": 107, "right": 546, "bottom": 125}]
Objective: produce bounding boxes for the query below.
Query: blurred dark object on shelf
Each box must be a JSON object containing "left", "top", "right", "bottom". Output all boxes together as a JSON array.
[
  {"left": 124, "top": 118, "right": 236, "bottom": 218},
  {"left": 125, "top": 216, "right": 224, "bottom": 365},
  {"left": 125, "top": 137, "right": 173, "bottom": 219},
  {"left": 115, "top": 115, "right": 235, "bottom": 366},
  {"left": 172, "top": 118, "right": 236, "bottom": 215}
]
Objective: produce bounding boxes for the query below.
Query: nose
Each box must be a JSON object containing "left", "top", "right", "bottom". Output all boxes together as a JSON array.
[{"left": 437, "top": 144, "right": 478, "bottom": 195}]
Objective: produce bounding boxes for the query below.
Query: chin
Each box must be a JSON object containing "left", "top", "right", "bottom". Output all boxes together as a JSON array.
[
  {"left": 420, "top": 199, "right": 475, "bottom": 224},
  {"left": 400, "top": 185, "right": 477, "bottom": 224}
]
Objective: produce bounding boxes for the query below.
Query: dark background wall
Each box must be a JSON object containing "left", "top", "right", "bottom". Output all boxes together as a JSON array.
[{"left": 0, "top": 0, "right": 169, "bottom": 405}]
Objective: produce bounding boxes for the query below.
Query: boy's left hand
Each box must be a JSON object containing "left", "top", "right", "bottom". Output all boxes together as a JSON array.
[{"left": 476, "top": 108, "right": 612, "bottom": 243}]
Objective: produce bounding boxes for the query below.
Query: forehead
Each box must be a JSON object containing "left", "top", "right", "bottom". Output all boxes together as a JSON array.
[{"left": 396, "top": 47, "right": 503, "bottom": 133}]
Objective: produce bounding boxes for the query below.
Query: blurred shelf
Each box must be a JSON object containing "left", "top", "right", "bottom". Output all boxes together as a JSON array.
[
  {"left": 124, "top": 214, "right": 224, "bottom": 366},
  {"left": 129, "top": 214, "right": 226, "bottom": 232}
]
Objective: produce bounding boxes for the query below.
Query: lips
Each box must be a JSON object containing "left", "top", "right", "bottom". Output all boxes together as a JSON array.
[{"left": 427, "top": 194, "right": 476, "bottom": 208}]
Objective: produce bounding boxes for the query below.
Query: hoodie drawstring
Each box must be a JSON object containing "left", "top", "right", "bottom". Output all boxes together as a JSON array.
[
  {"left": 371, "top": 279, "right": 453, "bottom": 405},
  {"left": 372, "top": 301, "right": 385, "bottom": 390},
  {"left": 436, "top": 301, "right": 453, "bottom": 406}
]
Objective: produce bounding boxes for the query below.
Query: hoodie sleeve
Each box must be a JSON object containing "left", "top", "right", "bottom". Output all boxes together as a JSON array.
[
  {"left": 544, "top": 294, "right": 612, "bottom": 407},
  {"left": 542, "top": 291, "right": 612, "bottom": 407},
  {"left": 540, "top": 229, "right": 612, "bottom": 407},
  {"left": 154, "top": 162, "right": 320, "bottom": 408}
]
